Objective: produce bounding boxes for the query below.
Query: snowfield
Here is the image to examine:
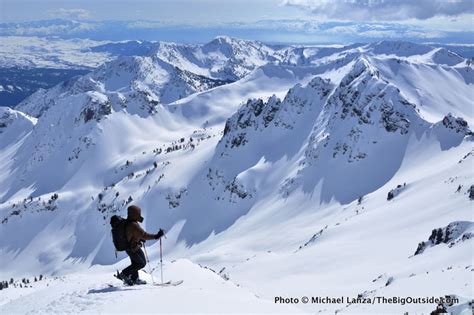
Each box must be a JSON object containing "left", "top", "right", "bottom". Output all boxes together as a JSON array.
[
  {"left": 0, "top": 36, "right": 113, "bottom": 69},
  {"left": 0, "top": 38, "right": 473, "bottom": 314},
  {"left": 0, "top": 259, "right": 302, "bottom": 314}
]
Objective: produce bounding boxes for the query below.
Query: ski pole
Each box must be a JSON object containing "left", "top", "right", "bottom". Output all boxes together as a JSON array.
[
  {"left": 142, "top": 242, "right": 155, "bottom": 285},
  {"left": 149, "top": 230, "right": 166, "bottom": 274},
  {"left": 160, "top": 237, "right": 164, "bottom": 284}
]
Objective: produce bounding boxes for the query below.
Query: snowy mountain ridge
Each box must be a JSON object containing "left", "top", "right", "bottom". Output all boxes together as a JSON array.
[{"left": 0, "top": 38, "right": 473, "bottom": 314}]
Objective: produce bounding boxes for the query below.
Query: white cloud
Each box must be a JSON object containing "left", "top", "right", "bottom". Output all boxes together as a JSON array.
[
  {"left": 230, "top": 19, "right": 321, "bottom": 32},
  {"left": 321, "top": 23, "right": 445, "bottom": 39},
  {"left": 283, "top": 0, "right": 474, "bottom": 21},
  {"left": 49, "top": 8, "right": 91, "bottom": 20},
  {"left": 126, "top": 21, "right": 169, "bottom": 29},
  {"left": 1, "top": 20, "right": 97, "bottom": 36}
]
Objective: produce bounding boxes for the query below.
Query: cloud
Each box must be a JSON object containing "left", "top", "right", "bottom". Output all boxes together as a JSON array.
[
  {"left": 0, "top": 20, "right": 97, "bottom": 36},
  {"left": 321, "top": 23, "right": 445, "bottom": 39},
  {"left": 283, "top": 0, "right": 474, "bottom": 21},
  {"left": 227, "top": 19, "right": 321, "bottom": 32},
  {"left": 49, "top": 8, "right": 91, "bottom": 20},
  {"left": 126, "top": 21, "right": 180, "bottom": 29},
  {"left": 0, "top": 18, "right": 470, "bottom": 44}
]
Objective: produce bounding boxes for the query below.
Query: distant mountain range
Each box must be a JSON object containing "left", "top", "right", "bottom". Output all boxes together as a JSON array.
[{"left": 1, "top": 35, "right": 473, "bottom": 107}]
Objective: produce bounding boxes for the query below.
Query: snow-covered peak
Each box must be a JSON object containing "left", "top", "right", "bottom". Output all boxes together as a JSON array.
[
  {"left": 429, "top": 47, "right": 465, "bottom": 66},
  {"left": 205, "top": 35, "right": 236, "bottom": 46},
  {"left": 203, "top": 36, "right": 265, "bottom": 50},
  {"left": 220, "top": 76, "right": 333, "bottom": 144},
  {"left": 339, "top": 57, "right": 380, "bottom": 87},
  {"left": 0, "top": 107, "right": 36, "bottom": 132},
  {"left": 214, "top": 53, "right": 471, "bottom": 207},
  {"left": 361, "top": 40, "right": 469, "bottom": 67},
  {"left": 0, "top": 107, "right": 36, "bottom": 149},
  {"left": 151, "top": 36, "right": 278, "bottom": 81},
  {"left": 16, "top": 52, "right": 228, "bottom": 120},
  {"left": 366, "top": 40, "right": 433, "bottom": 57}
]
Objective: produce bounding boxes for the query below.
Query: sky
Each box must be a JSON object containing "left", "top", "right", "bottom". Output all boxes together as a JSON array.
[
  {"left": 0, "top": 0, "right": 473, "bottom": 44},
  {"left": 0, "top": 0, "right": 306, "bottom": 23}
]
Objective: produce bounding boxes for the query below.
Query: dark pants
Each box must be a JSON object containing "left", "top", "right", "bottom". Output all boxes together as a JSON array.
[{"left": 122, "top": 248, "right": 146, "bottom": 281}]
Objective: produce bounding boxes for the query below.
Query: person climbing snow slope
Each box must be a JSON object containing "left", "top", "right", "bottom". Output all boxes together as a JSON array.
[{"left": 117, "top": 205, "right": 164, "bottom": 285}]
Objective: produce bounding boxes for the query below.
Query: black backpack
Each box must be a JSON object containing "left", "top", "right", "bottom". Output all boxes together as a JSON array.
[{"left": 110, "top": 215, "right": 130, "bottom": 251}]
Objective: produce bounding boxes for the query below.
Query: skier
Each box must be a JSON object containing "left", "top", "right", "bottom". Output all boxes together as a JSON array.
[{"left": 117, "top": 205, "right": 164, "bottom": 285}]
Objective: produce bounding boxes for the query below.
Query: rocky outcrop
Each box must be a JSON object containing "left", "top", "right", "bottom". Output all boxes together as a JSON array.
[
  {"left": 414, "top": 221, "right": 474, "bottom": 256},
  {"left": 441, "top": 113, "right": 471, "bottom": 135}
]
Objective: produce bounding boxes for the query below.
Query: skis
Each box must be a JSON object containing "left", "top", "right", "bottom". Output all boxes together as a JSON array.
[
  {"left": 154, "top": 280, "right": 183, "bottom": 287},
  {"left": 112, "top": 272, "right": 183, "bottom": 287},
  {"left": 108, "top": 280, "right": 183, "bottom": 288}
]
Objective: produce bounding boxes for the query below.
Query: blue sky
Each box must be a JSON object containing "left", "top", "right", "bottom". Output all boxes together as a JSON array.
[
  {"left": 0, "top": 0, "right": 473, "bottom": 44},
  {"left": 0, "top": 0, "right": 305, "bottom": 23}
]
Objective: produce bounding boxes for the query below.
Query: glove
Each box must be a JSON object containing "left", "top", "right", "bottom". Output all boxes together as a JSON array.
[{"left": 155, "top": 228, "right": 165, "bottom": 239}]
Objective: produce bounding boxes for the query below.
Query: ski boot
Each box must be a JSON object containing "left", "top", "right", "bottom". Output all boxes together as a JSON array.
[
  {"left": 133, "top": 278, "right": 147, "bottom": 285},
  {"left": 115, "top": 271, "right": 134, "bottom": 286}
]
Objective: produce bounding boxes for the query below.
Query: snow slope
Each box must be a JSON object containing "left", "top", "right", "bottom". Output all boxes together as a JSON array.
[
  {"left": 153, "top": 36, "right": 278, "bottom": 81},
  {"left": 0, "top": 39, "right": 473, "bottom": 314},
  {"left": 0, "top": 259, "right": 302, "bottom": 314}
]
